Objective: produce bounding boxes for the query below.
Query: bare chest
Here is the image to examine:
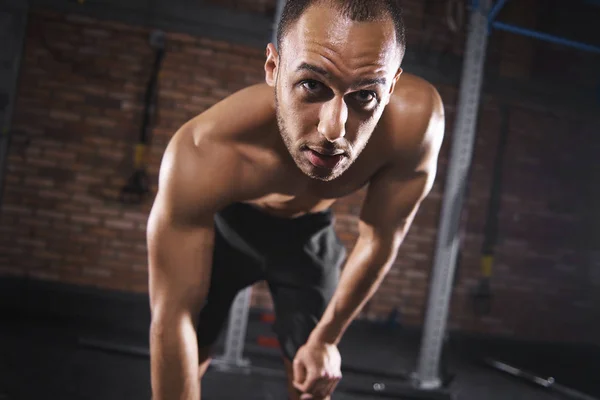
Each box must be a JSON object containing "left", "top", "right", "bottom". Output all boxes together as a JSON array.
[{"left": 244, "top": 154, "right": 377, "bottom": 218}]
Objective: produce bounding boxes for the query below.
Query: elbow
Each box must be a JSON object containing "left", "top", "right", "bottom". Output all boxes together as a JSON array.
[
  {"left": 356, "top": 233, "right": 402, "bottom": 277},
  {"left": 358, "top": 225, "right": 404, "bottom": 259},
  {"left": 149, "top": 294, "right": 205, "bottom": 332},
  {"left": 150, "top": 309, "right": 198, "bottom": 340}
]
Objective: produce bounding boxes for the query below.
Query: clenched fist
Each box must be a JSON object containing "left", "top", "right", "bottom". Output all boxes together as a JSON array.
[{"left": 292, "top": 340, "right": 342, "bottom": 399}]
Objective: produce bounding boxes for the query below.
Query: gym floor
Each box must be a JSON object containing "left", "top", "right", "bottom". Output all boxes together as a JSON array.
[{"left": 2, "top": 311, "right": 599, "bottom": 400}]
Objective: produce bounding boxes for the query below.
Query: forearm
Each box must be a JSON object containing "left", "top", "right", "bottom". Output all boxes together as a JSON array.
[
  {"left": 150, "top": 317, "right": 200, "bottom": 400},
  {"left": 309, "top": 235, "right": 399, "bottom": 345}
]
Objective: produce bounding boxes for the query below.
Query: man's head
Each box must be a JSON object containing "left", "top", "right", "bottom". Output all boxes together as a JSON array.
[{"left": 265, "top": 0, "right": 406, "bottom": 181}]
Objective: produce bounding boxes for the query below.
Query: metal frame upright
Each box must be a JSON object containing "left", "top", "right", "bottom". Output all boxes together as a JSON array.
[
  {"left": 416, "top": 0, "right": 600, "bottom": 390},
  {"left": 415, "top": 0, "right": 492, "bottom": 389}
]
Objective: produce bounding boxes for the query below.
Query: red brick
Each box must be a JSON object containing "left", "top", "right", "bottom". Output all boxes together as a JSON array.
[
  {"left": 84, "top": 116, "right": 117, "bottom": 128},
  {"left": 71, "top": 214, "right": 101, "bottom": 225},
  {"left": 82, "top": 267, "right": 112, "bottom": 278},
  {"left": 122, "top": 212, "right": 147, "bottom": 222},
  {"left": 49, "top": 109, "right": 81, "bottom": 122},
  {"left": 44, "top": 149, "right": 76, "bottom": 162},
  {"left": 75, "top": 174, "right": 104, "bottom": 184},
  {"left": 2, "top": 204, "right": 33, "bottom": 215},
  {"left": 89, "top": 207, "right": 120, "bottom": 217},
  {"left": 105, "top": 219, "right": 135, "bottom": 230},
  {"left": 15, "top": 238, "right": 46, "bottom": 248}
]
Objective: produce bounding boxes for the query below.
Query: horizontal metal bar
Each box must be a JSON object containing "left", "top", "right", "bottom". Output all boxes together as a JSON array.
[
  {"left": 484, "top": 359, "right": 599, "bottom": 400},
  {"left": 342, "top": 381, "right": 455, "bottom": 400},
  {"left": 488, "top": 0, "right": 509, "bottom": 24},
  {"left": 492, "top": 21, "right": 600, "bottom": 54}
]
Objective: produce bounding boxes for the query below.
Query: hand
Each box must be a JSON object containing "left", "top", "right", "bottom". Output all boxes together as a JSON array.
[{"left": 292, "top": 340, "right": 342, "bottom": 399}]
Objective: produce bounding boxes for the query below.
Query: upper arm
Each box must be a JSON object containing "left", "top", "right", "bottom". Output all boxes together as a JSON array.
[
  {"left": 360, "top": 84, "right": 445, "bottom": 247},
  {"left": 147, "top": 127, "right": 240, "bottom": 322}
]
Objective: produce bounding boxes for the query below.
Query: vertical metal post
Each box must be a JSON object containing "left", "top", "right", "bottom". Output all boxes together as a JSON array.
[
  {"left": 213, "top": 288, "right": 252, "bottom": 370},
  {"left": 0, "top": 1, "right": 29, "bottom": 206},
  {"left": 415, "top": 0, "right": 491, "bottom": 390}
]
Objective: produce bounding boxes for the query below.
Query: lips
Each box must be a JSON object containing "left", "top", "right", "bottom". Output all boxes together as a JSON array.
[{"left": 304, "top": 148, "right": 345, "bottom": 169}]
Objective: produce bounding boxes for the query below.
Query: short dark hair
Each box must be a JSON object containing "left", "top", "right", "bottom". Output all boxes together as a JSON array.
[{"left": 276, "top": 0, "right": 406, "bottom": 57}]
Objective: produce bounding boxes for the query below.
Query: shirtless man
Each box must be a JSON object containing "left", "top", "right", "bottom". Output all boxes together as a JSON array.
[{"left": 147, "top": 0, "right": 445, "bottom": 399}]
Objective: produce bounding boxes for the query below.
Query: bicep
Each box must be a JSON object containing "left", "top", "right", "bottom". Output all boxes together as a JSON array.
[{"left": 147, "top": 202, "right": 215, "bottom": 321}]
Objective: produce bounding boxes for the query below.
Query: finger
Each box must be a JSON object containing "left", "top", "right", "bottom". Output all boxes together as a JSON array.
[
  {"left": 299, "top": 368, "right": 320, "bottom": 394},
  {"left": 293, "top": 359, "right": 307, "bottom": 389},
  {"left": 312, "top": 373, "right": 339, "bottom": 399},
  {"left": 315, "top": 373, "right": 338, "bottom": 399},
  {"left": 309, "top": 376, "right": 327, "bottom": 399},
  {"left": 312, "top": 369, "right": 339, "bottom": 398},
  {"left": 325, "top": 375, "right": 342, "bottom": 397}
]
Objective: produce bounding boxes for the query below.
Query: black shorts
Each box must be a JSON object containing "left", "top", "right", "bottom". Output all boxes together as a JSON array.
[{"left": 196, "top": 202, "right": 347, "bottom": 360}]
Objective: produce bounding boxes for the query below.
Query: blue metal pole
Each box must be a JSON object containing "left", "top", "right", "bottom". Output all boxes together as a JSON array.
[
  {"left": 492, "top": 21, "right": 600, "bottom": 54},
  {"left": 488, "top": 0, "right": 509, "bottom": 24}
]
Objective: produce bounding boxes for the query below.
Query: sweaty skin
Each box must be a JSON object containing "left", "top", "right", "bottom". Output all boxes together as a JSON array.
[{"left": 147, "top": 3, "right": 445, "bottom": 400}]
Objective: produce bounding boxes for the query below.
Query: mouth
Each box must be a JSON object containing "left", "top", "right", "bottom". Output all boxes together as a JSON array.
[{"left": 303, "top": 148, "right": 346, "bottom": 169}]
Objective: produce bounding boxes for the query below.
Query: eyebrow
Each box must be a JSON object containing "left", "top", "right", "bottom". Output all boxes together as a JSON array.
[
  {"left": 351, "top": 77, "right": 387, "bottom": 89},
  {"left": 296, "top": 62, "right": 387, "bottom": 89},
  {"left": 296, "top": 62, "right": 330, "bottom": 77}
]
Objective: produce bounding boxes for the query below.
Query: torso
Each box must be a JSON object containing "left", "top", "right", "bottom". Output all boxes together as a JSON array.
[{"left": 185, "top": 73, "right": 433, "bottom": 219}]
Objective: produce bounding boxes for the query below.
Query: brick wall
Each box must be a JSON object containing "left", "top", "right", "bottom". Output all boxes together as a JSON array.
[
  {"left": 2, "top": 5, "right": 600, "bottom": 345},
  {"left": 204, "top": 0, "right": 277, "bottom": 16},
  {"left": 1, "top": 10, "right": 266, "bottom": 292}
]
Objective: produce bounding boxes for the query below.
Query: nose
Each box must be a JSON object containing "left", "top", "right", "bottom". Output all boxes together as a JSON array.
[{"left": 318, "top": 97, "right": 347, "bottom": 142}]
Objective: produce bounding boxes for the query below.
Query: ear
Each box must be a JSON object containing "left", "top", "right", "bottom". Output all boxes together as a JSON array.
[
  {"left": 386, "top": 67, "right": 403, "bottom": 105},
  {"left": 264, "top": 43, "right": 279, "bottom": 87}
]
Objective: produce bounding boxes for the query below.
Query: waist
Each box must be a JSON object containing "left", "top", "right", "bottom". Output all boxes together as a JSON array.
[
  {"left": 248, "top": 201, "right": 332, "bottom": 219},
  {"left": 218, "top": 202, "right": 334, "bottom": 230}
]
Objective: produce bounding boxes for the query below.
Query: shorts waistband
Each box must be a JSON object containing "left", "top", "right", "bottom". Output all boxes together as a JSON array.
[
  {"left": 218, "top": 202, "right": 334, "bottom": 231},
  {"left": 246, "top": 202, "right": 332, "bottom": 221}
]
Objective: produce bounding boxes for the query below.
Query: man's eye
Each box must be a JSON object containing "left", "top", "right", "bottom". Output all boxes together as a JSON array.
[
  {"left": 301, "top": 80, "right": 323, "bottom": 92},
  {"left": 354, "top": 90, "right": 377, "bottom": 103}
]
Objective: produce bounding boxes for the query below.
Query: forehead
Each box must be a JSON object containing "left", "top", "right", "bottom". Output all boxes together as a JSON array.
[{"left": 281, "top": 3, "right": 399, "bottom": 76}]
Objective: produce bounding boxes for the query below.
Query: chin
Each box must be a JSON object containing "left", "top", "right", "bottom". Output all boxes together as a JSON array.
[
  {"left": 304, "top": 170, "right": 337, "bottom": 182},
  {"left": 296, "top": 157, "right": 349, "bottom": 182}
]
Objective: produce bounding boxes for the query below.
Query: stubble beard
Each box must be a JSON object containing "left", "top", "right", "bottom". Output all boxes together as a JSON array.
[{"left": 275, "top": 88, "right": 359, "bottom": 182}]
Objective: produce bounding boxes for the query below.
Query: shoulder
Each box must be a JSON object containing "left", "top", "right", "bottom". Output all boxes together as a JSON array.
[
  {"left": 168, "top": 82, "right": 277, "bottom": 170},
  {"left": 379, "top": 73, "right": 445, "bottom": 170},
  {"left": 155, "top": 84, "right": 278, "bottom": 220},
  {"left": 188, "top": 83, "right": 276, "bottom": 146}
]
